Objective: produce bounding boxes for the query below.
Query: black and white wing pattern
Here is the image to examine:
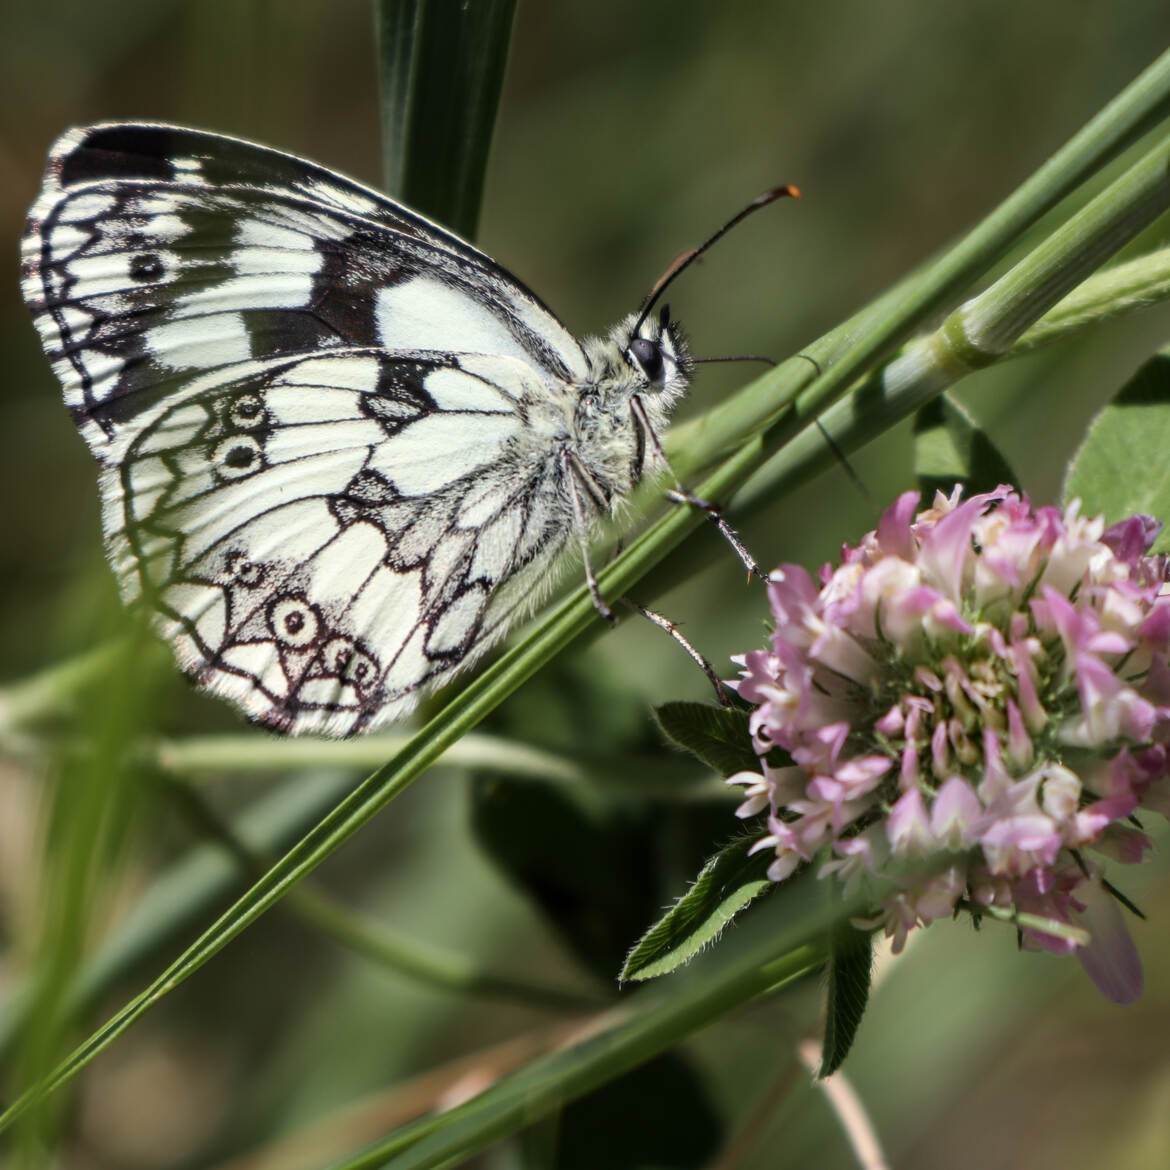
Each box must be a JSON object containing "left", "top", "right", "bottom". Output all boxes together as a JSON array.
[{"left": 21, "top": 123, "right": 602, "bottom": 735}]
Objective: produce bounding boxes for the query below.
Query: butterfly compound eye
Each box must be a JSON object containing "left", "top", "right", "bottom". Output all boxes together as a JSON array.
[{"left": 630, "top": 336, "right": 665, "bottom": 382}]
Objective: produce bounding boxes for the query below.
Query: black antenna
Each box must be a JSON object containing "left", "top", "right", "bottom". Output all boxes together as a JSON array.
[{"left": 630, "top": 184, "right": 801, "bottom": 339}]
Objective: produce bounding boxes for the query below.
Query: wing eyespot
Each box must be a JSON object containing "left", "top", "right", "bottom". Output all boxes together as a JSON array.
[
  {"left": 227, "top": 392, "right": 267, "bottom": 429},
  {"left": 212, "top": 434, "right": 264, "bottom": 479},
  {"left": 268, "top": 596, "right": 320, "bottom": 648},
  {"left": 223, "top": 548, "right": 267, "bottom": 587},
  {"left": 129, "top": 253, "right": 164, "bottom": 281}
]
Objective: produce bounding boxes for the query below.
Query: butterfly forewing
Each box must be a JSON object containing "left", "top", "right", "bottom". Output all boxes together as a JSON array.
[
  {"left": 23, "top": 124, "right": 589, "bottom": 441},
  {"left": 22, "top": 123, "right": 605, "bottom": 735}
]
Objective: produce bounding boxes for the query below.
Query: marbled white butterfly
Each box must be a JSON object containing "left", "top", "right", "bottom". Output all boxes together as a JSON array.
[{"left": 22, "top": 123, "right": 787, "bottom": 736}]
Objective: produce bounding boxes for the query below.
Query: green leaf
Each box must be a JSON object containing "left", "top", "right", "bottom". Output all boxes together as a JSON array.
[
  {"left": 374, "top": 0, "right": 517, "bottom": 237},
  {"left": 818, "top": 926, "right": 873, "bottom": 1078},
  {"left": 913, "top": 393, "right": 1018, "bottom": 499},
  {"left": 1063, "top": 348, "right": 1170, "bottom": 551},
  {"left": 654, "top": 701, "right": 760, "bottom": 777},
  {"left": 620, "top": 837, "right": 774, "bottom": 982}
]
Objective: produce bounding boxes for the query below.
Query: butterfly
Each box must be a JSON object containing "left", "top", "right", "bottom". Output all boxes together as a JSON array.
[{"left": 22, "top": 122, "right": 790, "bottom": 736}]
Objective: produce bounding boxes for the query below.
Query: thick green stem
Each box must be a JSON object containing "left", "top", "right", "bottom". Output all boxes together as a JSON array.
[
  {"left": 668, "top": 46, "right": 1170, "bottom": 478},
  {"left": 895, "top": 131, "right": 1170, "bottom": 386},
  {"left": 735, "top": 132, "right": 1170, "bottom": 512},
  {"left": 1011, "top": 244, "right": 1170, "bottom": 354}
]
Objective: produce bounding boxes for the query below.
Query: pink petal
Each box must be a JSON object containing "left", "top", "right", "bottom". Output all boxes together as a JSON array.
[
  {"left": 979, "top": 727, "right": 1012, "bottom": 802},
  {"left": 1101, "top": 514, "right": 1161, "bottom": 563},
  {"left": 1142, "top": 650, "right": 1170, "bottom": 703},
  {"left": 766, "top": 564, "right": 820, "bottom": 628},
  {"left": 876, "top": 489, "right": 921, "bottom": 560},
  {"left": 1005, "top": 699, "right": 1034, "bottom": 770},
  {"left": 1008, "top": 639, "right": 1047, "bottom": 732},
  {"left": 1139, "top": 602, "right": 1170, "bottom": 649},
  {"left": 931, "top": 776, "right": 982, "bottom": 846},
  {"left": 875, "top": 704, "right": 904, "bottom": 736},
  {"left": 887, "top": 788, "right": 934, "bottom": 856},
  {"left": 833, "top": 754, "right": 894, "bottom": 795},
  {"left": 1075, "top": 879, "right": 1144, "bottom": 1004},
  {"left": 917, "top": 496, "right": 987, "bottom": 601},
  {"left": 1076, "top": 656, "right": 1156, "bottom": 743},
  {"left": 931, "top": 720, "right": 949, "bottom": 775},
  {"left": 1094, "top": 825, "right": 1153, "bottom": 864},
  {"left": 1042, "top": 586, "right": 1087, "bottom": 656},
  {"left": 980, "top": 814, "right": 1061, "bottom": 859}
]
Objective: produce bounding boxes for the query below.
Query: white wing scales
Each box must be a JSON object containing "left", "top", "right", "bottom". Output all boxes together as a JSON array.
[
  {"left": 23, "top": 123, "right": 592, "bottom": 734},
  {"left": 95, "top": 348, "right": 581, "bottom": 735},
  {"left": 23, "top": 124, "right": 588, "bottom": 449}
]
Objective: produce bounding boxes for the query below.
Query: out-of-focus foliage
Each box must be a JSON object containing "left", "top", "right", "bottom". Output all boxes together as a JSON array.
[{"left": 4, "top": 3, "right": 1170, "bottom": 1168}]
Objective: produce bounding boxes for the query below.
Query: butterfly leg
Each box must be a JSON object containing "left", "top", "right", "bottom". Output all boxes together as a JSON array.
[
  {"left": 564, "top": 447, "right": 729, "bottom": 703},
  {"left": 563, "top": 451, "right": 619, "bottom": 625},
  {"left": 629, "top": 396, "right": 765, "bottom": 580},
  {"left": 619, "top": 598, "right": 732, "bottom": 707}
]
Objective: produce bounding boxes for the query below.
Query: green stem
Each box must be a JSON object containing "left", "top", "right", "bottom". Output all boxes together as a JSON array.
[
  {"left": 1011, "top": 243, "right": 1170, "bottom": 354},
  {"left": 734, "top": 131, "right": 1170, "bottom": 513},
  {"left": 331, "top": 881, "right": 829, "bottom": 1169},
  {"left": 977, "top": 904, "right": 1092, "bottom": 947},
  {"left": 152, "top": 732, "right": 725, "bottom": 799},
  {"left": 897, "top": 129, "right": 1170, "bottom": 385},
  {"left": 156, "top": 730, "right": 589, "bottom": 785},
  {"left": 668, "top": 45, "right": 1170, "bottom": 478}
]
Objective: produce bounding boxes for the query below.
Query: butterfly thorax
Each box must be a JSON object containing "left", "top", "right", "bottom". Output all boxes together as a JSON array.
[{"left": 563, "top": 312, "right": 691, "bottom": 509}]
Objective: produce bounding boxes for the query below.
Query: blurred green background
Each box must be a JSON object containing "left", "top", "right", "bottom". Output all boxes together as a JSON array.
[{"left": 4, "top": 2, "right": 1170, "bottom": 1168}]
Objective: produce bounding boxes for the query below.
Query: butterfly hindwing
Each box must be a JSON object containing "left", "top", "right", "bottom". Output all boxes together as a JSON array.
[{"left": 102, "top": 347, "right": 573, "bottom": 734}]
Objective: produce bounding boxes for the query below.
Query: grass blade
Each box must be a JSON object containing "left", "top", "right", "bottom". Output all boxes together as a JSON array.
[{"left": 374, "top": 0, "right": 517, "bottom": 235}]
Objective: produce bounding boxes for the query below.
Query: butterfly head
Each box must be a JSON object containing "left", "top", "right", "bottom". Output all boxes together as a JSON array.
[{"left": 619, "top": 303, "right": 692, "bottom": 405}]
